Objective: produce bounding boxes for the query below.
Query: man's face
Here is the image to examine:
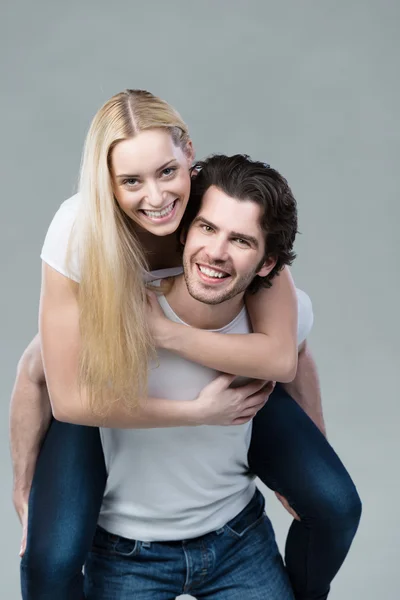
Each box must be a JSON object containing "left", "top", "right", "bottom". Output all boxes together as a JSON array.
[{"left": 182, "top": 186, "right": 276, "bottom": 305}]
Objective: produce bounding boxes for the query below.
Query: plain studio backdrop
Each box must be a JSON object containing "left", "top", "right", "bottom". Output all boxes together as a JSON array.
[{"left": 1, "top": 1, "right": 398, "bottom": 598}]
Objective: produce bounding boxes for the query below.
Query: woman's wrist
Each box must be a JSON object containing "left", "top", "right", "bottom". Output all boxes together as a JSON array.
[{"left": 156, "top": 319, "right": 181, "bottom": 350}]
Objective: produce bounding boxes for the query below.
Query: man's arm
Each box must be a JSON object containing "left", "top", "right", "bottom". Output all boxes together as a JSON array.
[
  {"left": 9, "top": 334, "right": 52, "bottom": 555},
  {"left": 10, "top": 334, "right": 51, "bottom": 516},
  {"left": 282, "top": 340, "right": 327, "bottom": 436}
]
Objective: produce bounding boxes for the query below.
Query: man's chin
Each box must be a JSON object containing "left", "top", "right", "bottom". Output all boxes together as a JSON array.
[{"left": 187, "top": 285, "right": 228, "bottom": 306}]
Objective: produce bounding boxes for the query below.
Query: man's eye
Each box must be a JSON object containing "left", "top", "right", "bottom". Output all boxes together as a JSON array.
[
  {"left": 201, "top": 225, "right": 213, "bottom": 233},
  {"left": 235, "top": 238, "right": 249, "bottom": 246}
]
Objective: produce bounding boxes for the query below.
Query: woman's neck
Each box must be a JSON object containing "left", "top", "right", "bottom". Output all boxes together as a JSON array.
[{"left": 135, "top": 230, "right": 182, "bottom": 271}]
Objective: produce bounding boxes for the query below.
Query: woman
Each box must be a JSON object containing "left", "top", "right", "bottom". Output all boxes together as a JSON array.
[{"left": 17, "top": 90, "right": 361, "bottom": 600}]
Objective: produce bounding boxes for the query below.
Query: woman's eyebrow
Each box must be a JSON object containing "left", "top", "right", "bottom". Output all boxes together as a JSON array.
[{"left": 116, "top": 159, "right": 177, "bottom": 179}]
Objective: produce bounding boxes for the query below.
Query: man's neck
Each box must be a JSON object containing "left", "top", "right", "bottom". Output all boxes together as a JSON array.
[{"left": 165, "top": 275, "right": 245, "bottom": 330}]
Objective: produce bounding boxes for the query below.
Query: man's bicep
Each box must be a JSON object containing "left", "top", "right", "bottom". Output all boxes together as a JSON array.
[{"left": 26, "top": 334, "right": 46, "bottom": 385}]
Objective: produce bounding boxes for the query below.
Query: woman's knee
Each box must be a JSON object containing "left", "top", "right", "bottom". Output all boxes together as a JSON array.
[
  {"left": 299, "top": 468, "right": 362, "bottom": 530},
  {"left": 21, "top": 547, "right": 84, "bottom": 591},
  {"left": 21, "top": 526, "right": 87, "bottom": 586}
]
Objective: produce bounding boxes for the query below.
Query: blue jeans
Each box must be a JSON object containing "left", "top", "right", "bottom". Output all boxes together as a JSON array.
[
  {"left": 20, "top": 385, "right": 361, "bottom": 600},
  {"left": 84, "top": 489, "right": 294, "bottom": 599}
]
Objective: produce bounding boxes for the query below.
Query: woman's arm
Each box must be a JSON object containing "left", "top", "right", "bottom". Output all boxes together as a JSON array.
[
  {"left": 151, "top": 267, "right": 298, "bottom": 383},
  {"left": 40, "top": 264, "right": 268, "bottom": 427}
]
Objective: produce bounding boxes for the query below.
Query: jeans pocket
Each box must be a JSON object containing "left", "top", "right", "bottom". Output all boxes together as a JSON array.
[
  {"left": 91, "top": 526, "right": 139, "bottom": 558},
  {"left": 114, "top": 537, "right": 140, "bottom": 557},
  {"left": 224, "top": 489, "right": 266, "bottom": 539}
]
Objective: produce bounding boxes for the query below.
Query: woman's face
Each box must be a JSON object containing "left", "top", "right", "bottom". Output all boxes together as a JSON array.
[{"left": 110, "top": 129, "right": 194, "bottom": 236}]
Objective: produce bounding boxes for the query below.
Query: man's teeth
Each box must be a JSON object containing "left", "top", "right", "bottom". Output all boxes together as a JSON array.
[
  {"left": 143, "top": 201, "right": 175, "bottom": 219},
  {"left": 199, "top": 266, "right": 228, "bottom": 279}
]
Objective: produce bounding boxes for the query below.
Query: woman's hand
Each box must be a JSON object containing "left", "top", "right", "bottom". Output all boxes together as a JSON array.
[
  {"left": 194, "top": 374, "right": 275, "bottom": 426},
  {"left": 146, "top": 290, "right": 172, "bottom": 347}
]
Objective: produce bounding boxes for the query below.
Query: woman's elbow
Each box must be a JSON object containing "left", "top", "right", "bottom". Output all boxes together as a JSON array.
[
  {"left": 277, "top": 356, "right": 298, "bottom": 383},
  {"left": 49, "top": 393, "right": 92, "bottom": 426},
  {"left": 269, "top": 351, "right": 298, "bottom": 383}
]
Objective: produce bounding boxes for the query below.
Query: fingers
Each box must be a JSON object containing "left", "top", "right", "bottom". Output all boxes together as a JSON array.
[
  {"left": 19, "top": 509, "right": 28, "bottom": 558},
  {"left": 231, "top": 399, "right": 267, "bottom": 424},
  {"left": 275, "top": 492, "right": 301, "bottom": 521},
  {"left": 264, "top": 381, "right": 276, "bottom": 396},
  {"left": 238, "top": 378, "right": 268, "bottom": 398},
  {"left": 19, "top": 529, "right": 27, "bottom": 557},
  {"left": 145, "top": 289, "right": 159, "bottom": 309},
  {"left": 241, "top": 395, "right": 267, "bottom": 412},
  {"left": 232, "top": 417, "right": 252, "bottom": 425},
  {"left": 206, "top": 373, "right": 236, "bottom": 392}
]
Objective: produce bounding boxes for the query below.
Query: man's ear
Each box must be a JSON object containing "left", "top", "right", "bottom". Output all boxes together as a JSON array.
[{"left": 256, "top": 256, "right": 277, "bottom": 278}]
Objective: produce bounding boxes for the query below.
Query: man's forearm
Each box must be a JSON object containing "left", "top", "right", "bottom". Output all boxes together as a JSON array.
[
  {"left": 10, "top": 357, "right": 52, "bottom": 502},
  {"left": 282, "top": 341, "right": 326, "bottom": 436}
]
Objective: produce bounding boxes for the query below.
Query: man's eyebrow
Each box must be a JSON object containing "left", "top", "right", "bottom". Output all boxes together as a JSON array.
[
  {"left": 230, "top": 231, "right": 259, "bottom": 247},
  {"left": 192, "top": 216, "right": 259, "bottom": 247},
  {"left": 191, "top": 216, "right": 218, "bottom": 229},
  {"left": 116, "top": 159, "right": 177, "bottom": 179}
]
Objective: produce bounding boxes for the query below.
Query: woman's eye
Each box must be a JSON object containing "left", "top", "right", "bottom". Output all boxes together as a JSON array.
[
  {"left": 123, "top": 178, "right": 139, "bottom": 187},
  {"left": 161, "top": 167, "right": 176, "bottom": 177}
]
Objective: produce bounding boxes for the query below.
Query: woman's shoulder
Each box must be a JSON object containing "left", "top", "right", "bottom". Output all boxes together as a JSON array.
[
  {"left": 295, "top": 287, "right": 314, "bottom": 345},
  {"left": 53, "top": 193, "right": 81, "bottom": 221},
  {"left": 40, "top": 193, "right": 82, "bottom": 282}
]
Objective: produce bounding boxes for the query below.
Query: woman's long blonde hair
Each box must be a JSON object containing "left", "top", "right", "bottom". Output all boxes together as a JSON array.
[{"left": 69, "top": 90, "right": 190, "bottom": 416}]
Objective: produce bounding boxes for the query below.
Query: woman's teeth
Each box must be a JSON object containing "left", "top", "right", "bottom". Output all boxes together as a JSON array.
[
  {"left": 198, "top": 265, "right": 228, "bottom": 279},
  {"left": 143, "top": 201, "right": 175, "bottom": 219}
]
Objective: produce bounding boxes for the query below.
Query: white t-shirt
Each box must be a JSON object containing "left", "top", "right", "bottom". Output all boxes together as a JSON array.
[
  {"left": 41, "top": 195, "right": 314, "bottom": 541},
  {"left": 40, "top": 194, "right": 184, "bottom": 284},
  {"left": 98, "top": 288, "right": 312, "bottom": 542}
]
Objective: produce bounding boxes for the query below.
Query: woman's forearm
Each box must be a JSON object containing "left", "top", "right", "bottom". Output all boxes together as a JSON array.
[
  {"left": 51, "top": 388, "right": 202, "bottom": 428},
  {"left": 154, "top": 267, "right": 298, "bottom": 383},
  {"left": 160, "top": 324, "right": 297, "bottom": 382}
]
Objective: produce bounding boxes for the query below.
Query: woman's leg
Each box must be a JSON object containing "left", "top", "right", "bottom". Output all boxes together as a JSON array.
[
  {"left": 248, "top": 384, "right": 362, "bottom": 600},
  {"left": 20, "top": 419, "right": 107, "bottom": 600}
]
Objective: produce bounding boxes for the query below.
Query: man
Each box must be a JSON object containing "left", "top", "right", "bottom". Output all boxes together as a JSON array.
[
  {"left": 82, "top": 154, "right": 313, "bottom": 599},
  {"left": 11, "top": 156, "right": 360, "bottom": 600}
]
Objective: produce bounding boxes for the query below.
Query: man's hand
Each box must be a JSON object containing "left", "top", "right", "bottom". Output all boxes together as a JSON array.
[
  {"left": 274, "top": 491, "right": 301, "bottom": 521},
  {"left": 13, "top": 488, "right": 29, "bottom": 557},
  {"left": 195, "top": 375, "right": 275, "bottom": 426}
]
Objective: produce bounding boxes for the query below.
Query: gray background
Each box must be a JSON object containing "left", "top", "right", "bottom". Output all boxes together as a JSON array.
[{"left": 1, "top": 0, "right": 398, "bottom": 598}]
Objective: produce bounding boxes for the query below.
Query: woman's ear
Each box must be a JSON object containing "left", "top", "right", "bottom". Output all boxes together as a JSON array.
[{"left": 185, "top": 139, "right": 195, "bottom": 165}]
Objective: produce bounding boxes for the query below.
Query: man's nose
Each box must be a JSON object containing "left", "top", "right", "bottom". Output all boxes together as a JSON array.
[{"left": 205, "top": 237, "right": 229, "bottom": 262}]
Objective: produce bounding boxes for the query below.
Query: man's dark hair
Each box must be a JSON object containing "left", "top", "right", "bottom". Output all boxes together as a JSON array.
[{"left": 180, "top": 154, "right": 298, "bottom": 293}]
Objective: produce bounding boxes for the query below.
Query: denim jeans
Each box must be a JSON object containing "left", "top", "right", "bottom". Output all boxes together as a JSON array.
[
  {"left": 84, "top": 489, "right": 294, "bottom": 600},
  {"left": 21, "top": 385, "right": 361, "bottom": 600}
]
